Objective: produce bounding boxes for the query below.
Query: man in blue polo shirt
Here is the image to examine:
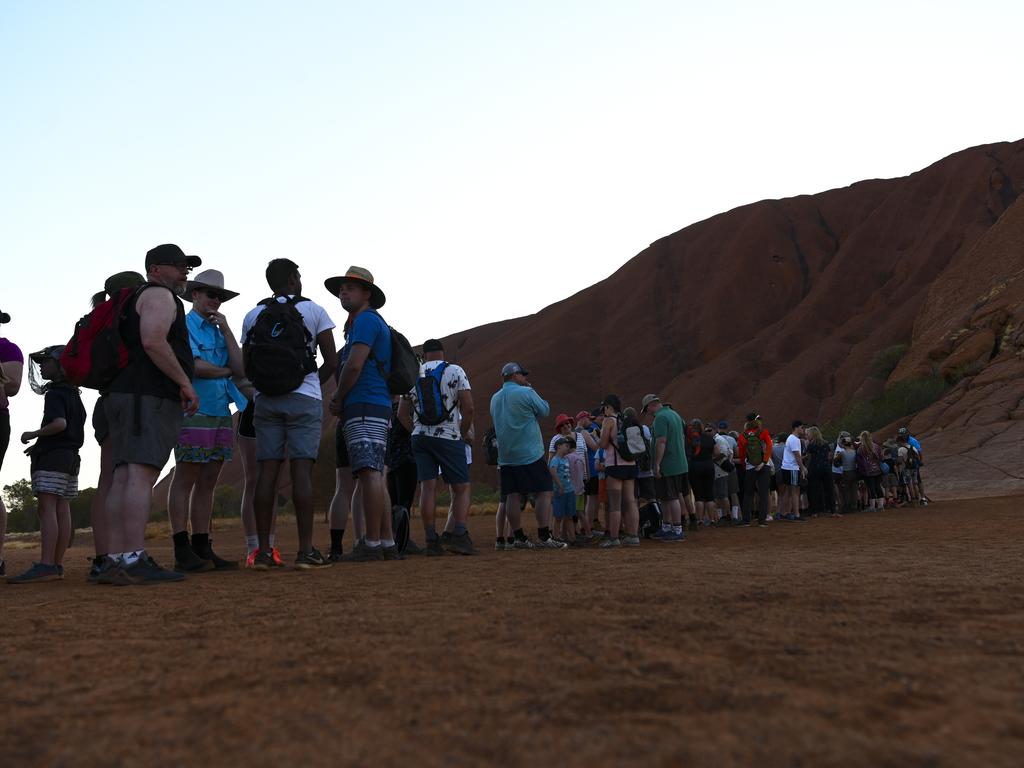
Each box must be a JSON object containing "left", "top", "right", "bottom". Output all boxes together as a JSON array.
[
  {"left": 328, "top": 266, "right": 395, "bottom": 561},
  {"left": 489, "top": 362, "right": 564, "bottom": 548}
]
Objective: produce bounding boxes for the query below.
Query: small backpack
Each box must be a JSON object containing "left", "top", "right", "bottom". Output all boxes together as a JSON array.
[
  {"left": 686, "top": 424, "right": 703, "bottom": 457},
  {"left": 615, "top": 413, "right": 648, "bottom": 463},
  {"left": 61, "top": 285, "right": 147, "bottom": 390},
  {"left": 366, "top": 311, "right": 419, "bottom": 396},
  {"left": 414, "top": 362, "right": 454, "bottom": 426},
  {"left": 482, "top": 426, "right": 499, "bottom": 465},
  {"left": 638, "top": 502, "right": 663, "bottom": 538},
  {"left": 243, "top": 296, "right": 317, "bottom": 396},
  {"left": 744, "top": 428, "right": 765, "bottom": 465},
  {"left": 904, "top": 445, "right": 921, "bottom": 470}
]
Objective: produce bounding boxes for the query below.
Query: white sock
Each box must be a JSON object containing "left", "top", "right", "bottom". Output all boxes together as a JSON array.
[
  {"left": 245, "top": 535, "right": 258, "bottom": 553},
  {"left": 731, "top": 506, "right": 740, "bottom": 519},
  {"left": 366, "top": 539, "right": 381, "bottom": 548},
  {"left": 381, "top": 538, "right": 395, "bottom": 548},
  {"left": 268, "top": 533, "right": 276, "bottom": 547},
  {"left": 121, "top": 550, "right": 142, "bottom": 565}
]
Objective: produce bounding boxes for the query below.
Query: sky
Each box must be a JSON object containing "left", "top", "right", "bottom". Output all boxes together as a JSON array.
[{"left": 2, "top": 0, "right": 1022, "bottom": 492}]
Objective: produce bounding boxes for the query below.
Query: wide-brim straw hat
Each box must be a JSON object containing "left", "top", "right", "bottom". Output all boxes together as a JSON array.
[
  {"left": 324, "top": 266, "right": 386, "bottom": 309},
  {"left": 185, "top": 269, "right": 239, "bottom": 302}
]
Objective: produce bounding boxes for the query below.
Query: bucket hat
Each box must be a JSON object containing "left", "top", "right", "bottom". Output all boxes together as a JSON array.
[
  {"left": 186, "top": 269, "right": 239, "bottom": 302},
  {"left": 324, "top": 266, "right": 386, "bottom": 309}
]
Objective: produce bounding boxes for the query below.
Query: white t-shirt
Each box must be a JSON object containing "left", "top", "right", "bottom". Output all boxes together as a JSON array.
[
  {"left": 781, "top": 433, "right": 802, "bottom": 471},
  {"left": 714, "top": 433, "right": 733, "bottom": 460},
  {"left": 409, "top": 360, "right": 471, "bottom": 441},
  {"left": 241, "top": 296, "right": 335, "bottom": 400}
]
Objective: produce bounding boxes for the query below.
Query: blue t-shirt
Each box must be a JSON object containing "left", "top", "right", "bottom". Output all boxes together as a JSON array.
[
  {"left": 341, "top": 309, "right": 391, "bottom": 408},
  {"left": 549, "top": 454, "right": 572, "bottom": 494}
]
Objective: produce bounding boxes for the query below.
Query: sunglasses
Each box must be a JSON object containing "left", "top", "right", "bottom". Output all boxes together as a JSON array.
[
  {"left": 156, "top": 261, "right": 194, "bottom": 274},
  {"left": 204, "top": 289, "right": 229, "bottom": 302}
]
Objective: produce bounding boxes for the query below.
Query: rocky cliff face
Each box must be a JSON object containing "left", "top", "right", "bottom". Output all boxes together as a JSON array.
[{"left": 448, "top": 139, "right": 1024, "bottom": 499}]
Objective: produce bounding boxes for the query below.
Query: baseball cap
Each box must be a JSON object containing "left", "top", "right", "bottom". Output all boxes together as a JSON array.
[
  {"left": 897, "top": 426, "right": 909, "bottom": 435},
  {"left": 574, "top": 410, "right": 590, "bottom": 423},
  {"left": 0, "top": 309, "right": 9, "bottom": 324},
  {"left": 423, "top": 338, "right": 444, "bottom": 353},
  {"left": 145, "top": 244, "right": 201, "bottom": 269},
  {"left": 29, "top": 344, "right": 65, "bottom": 363},
  {"left": 718, "top": 420, "right": 729, "bottom": 430},
  {"left": 640, "top": 394, "right": 660, "bottom": 413},
  {"left": 501, "top": 362, "right": 529, "bottom": 377}
]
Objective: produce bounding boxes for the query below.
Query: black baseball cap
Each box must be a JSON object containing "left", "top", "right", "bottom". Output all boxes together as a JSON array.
[
  {"left": 0, "top": 309, "right": 9, "bottom": 324},
  {"left": 423, "top": 338, "right": 444, "bottom": 353},
  {"left": 145, "top": 244, "right": 201, "bottom": 269}
]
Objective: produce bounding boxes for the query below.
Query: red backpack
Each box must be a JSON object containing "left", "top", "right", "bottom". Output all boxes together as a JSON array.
[{"left": 60, "top": 285, "right": 145, "bottom": 389}]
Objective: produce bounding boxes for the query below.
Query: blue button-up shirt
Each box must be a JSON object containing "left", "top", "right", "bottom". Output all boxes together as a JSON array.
[
  {"left": 187, "top": 310, "right": 247, "bottom": 417},
  {"left": 489, "top": 381, "right": 550, "bottom": 467}
]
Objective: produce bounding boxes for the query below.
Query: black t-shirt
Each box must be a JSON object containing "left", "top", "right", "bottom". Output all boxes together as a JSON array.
[{"left": 35, "top": 384, "right": 86, "bottom": 454}]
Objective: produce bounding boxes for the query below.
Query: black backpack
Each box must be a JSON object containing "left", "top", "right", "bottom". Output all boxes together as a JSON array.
[
  {"left": 483, "top": 426, "right": 500, "bottom": 465},
  {"left": 243, "top": 296, "right": 316, "bottom": 396},
  {"left": 366, "top": 310, "right": 419, "bottom": 396},
  {"left": 638, "top": 502, "right": 663, "bottom": 538},
  {"left": 615, "top": 412, "right": 649, "bottom": 464},
  {"left": 414, "top": 362, "right": 455, "bottom": 426}
]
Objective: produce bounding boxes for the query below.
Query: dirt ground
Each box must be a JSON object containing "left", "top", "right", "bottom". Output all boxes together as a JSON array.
[{"left": 2, "top": 496, "right": 1023, "bottom": 768}]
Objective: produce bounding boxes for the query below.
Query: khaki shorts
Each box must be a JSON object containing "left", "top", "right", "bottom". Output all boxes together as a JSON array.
[{"left": 105, "top": 393, "right": 183, "bottom": 470}]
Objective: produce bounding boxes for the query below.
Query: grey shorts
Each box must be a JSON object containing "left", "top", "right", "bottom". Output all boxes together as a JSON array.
[
  {"left": 105, "top": 393, "right": 183, "bottom": 470},
  {"left": 713, "top": 474, "right": 729, "bottom": 499},
  {"left": 727, "top": 469, "right": 739, "bottom": 495},
  {"left": 254, "top": 392, "right": 322, "bottom": 462}
]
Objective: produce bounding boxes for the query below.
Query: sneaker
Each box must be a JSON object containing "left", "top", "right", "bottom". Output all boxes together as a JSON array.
[
  {"left": 248, "top": 550, "right": 275, "bottom": 570},
  {"left": 294, "top": 548, "right": 332, "bottom": 569},
  {"left": 403, "top": 539, "right": 426, "bottom": 556},
  {"left": 271, "top": 548, "right": 285, "bottom": 567},
  {"left": 382, "top": 545, "right": 404, "bottom": 561},
  {"left": 340, "top": 540, "right": 384, "bottom": 562},
  {"left": 88, "top": 555, "right": 112, "bottom": 583},
  {"left": 174, "top": 543, "right": 214, "bottom": 573},
  {"left": 650, "top": 528, "right": 671, "bottom": 540},
  {"left": 622, "top": 536, "right": 641, "bottom": 547},
  {"left": 765, "top": 514, "right": 774, "bottom": 522},
  {"left": 757, "top": 521, "right": 769, "bottom": 528},
  {"left": 7, "top": 562, "right": 62, "bottom": 584},
  {"left": 494, "top": 539, "right": 506, "bottom": 551},
  {"left": 192, "top": 538, "right": 240, "bottom": 571},
  {"left": 120, "top": 554, "right": 186, "bottom": 585},
  {"left": 327, "top": 550, "right": 344, "bottom": 563},
  {"left": 441, "top": 531, "right": 453, "bottom": 548},
  {"left": 424, "top": 537, "right": 447, "bottom": 557},
  {"left": 660, "top": 530, "right": 685, "bottom": 542},
  {"left": 446, "top": 532, "right": 479, "bottom": 556},
  {"left": 512, "top": 537, "right": 535, "bottom": 550},
  {"left": 95, "top": 558, "right": 129, "bottom": 585},
  {"left": 737, "top": 521, "right": 751, "bottom": 528},
  {"left": 599, "top": 538, "right": 622, "bottom": 549},
  {"left": 536, "top": 536, "right": 568, "bottom": 549}
]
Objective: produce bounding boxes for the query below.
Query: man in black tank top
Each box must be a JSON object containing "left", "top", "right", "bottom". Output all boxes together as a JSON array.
[{"left": 97, "top": 244, "right": 201, "bottom": 586}]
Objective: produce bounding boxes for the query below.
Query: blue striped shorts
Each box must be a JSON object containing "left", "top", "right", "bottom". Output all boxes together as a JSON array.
[{"left": 342, "top": 403, "right": 391, "bottom": 474}]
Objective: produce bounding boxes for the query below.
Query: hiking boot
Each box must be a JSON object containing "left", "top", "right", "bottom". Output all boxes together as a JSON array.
[
  {"left": 7, "top": 562, "right": 62, "bottom": 584},
  {"left": 249, "top": 550, "right": 275, "bottom": 570},
  {"left": 622, "top": 536, "right": 641, "bottom": 547},
  {"left": 192, "top": 538, "right": 239, "bottom": 571},
  {"left": 425, "top": 538, "right": 447, "bottom": 557},
  {"left": 536, "top": 536, "right": 568, "bottom": 550},
  {"left": 599, "top": 538, "right": 622, "bottom": 549},
  {"left": 512, "top": 537, "right": 535, "bottom": 550},
  {"left": 174, "top": 543, "right": 214, "bottom": 573},
  {"left": 120, "top": 554, "right": 186, "bottom": 585},
  {"left": 403, "top": 539, "right": 425, "bottom": 556},
  {"left": 446, "top": 532, "right": 478, "bottom": 556},
  {"left": 340, "top": 540, "right": 384, "bottom": 562},
  {"left": 295, "top": 548, "right": 332, "bottom": 569}
]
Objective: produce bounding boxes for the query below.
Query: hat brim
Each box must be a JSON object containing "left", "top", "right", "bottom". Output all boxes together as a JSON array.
[
  {"left": 325, "top": 276, "right": 386, "bottom": 309},
  {"left": 0, "top": 312, "right": 9, "bottom": 324},
  {"left": 184, "top": 281, "right": 240, "bottom": 302}
]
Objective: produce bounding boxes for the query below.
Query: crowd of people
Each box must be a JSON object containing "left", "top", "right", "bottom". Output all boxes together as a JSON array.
[{"left": 0, "top": 245, "right": 931, "bottom": 584}]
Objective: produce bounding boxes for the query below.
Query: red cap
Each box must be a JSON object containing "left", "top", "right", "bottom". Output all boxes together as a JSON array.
[{"left": 575, "top": 410, "right": 590, "bottom": 423}]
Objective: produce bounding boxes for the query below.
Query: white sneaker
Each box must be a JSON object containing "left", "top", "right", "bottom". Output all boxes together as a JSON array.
[
  {"left": 513, "top": 538, "right": 535, "bottom": 550},
  {"left": 536, "top": 537, "right": 567, "bottom": 549},
  {"left": 599, "top": 538, "right": 622, "bottom": 549},
  {"left": 622, "top": 536, "right": 641, "bottom": 547}
]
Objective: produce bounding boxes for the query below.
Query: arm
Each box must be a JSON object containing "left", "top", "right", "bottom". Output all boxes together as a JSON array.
[
  {"left": 549, "top": 461, "right": 564, "bottom": 493},
  {"left": 21, "top": 417, "right": 67, "bottom": 444},
  {"left": 193, "top": 359, "right": 232, "bottom": 379},
  {"left": 794, "top": 440, "right": 808, "bottom": 474},
  {"left": 529, "top": 389, "right": 550, "bottom": 419},
  {"left": 137, "top": 289, "right": 198, "bottom": 415},
  {"left": 2, "top": 361, "right": 23, "bottom": 397},
  {"left": 654, "top": 436, "right": 667, "bottom": 478},
  {"left": 316, "top": 328, "right": 338, "bottom": 386},
  {"left": 579, "top": 428, "right": 598, "bottom": 451},
  {"left": 330, "top": 342, "right": 369, "bottom": 414},
  {"left": 397, "top": 396, "right": 414, "bottom": 433},
  {"left": 457, "top": 388, "right": 474, "bottom": 441},
  {"left": 599, "top": 418, "right": 613, "bottom": 449}
]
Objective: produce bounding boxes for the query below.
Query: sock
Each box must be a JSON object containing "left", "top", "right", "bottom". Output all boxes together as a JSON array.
[
  {"left": 172, "top": 531, "right": 189, "bottom": 548},
  {"left": 538, "top": 526, "right": 551, "bottom": 541},
  {"left": 122, "top": 550, "right": 142, "bottom": 566},
  {"left": 731, "top": 506, "right": 740, "bottom": 519},
  {"left": 381, "top": 538, "right": 395, "bottom": 548},
  {"left": 425, "top": 524, "right": 438, "bottom": 541},
  {"left": 330, "top": 528, "right": 345, "bottom": 554},
  {"left": 513, "top": 528, "right": 526, "bottom": 541},
  {"left": 454, "top": 523, "right": 467, "bottom": 536},
  {"left": 268, "top": 533, "right": 276, "bottom": 548},
  {"left": 365, "top": 539, "right": 381, "bottom": 548},
  {"left": 245, "top": 535, "right": 258, "bottom": 553},
  {"left": 673, "top": 525, "right": 683, "bottom": 534},
  {"left": 191, "top": 532, "right": 209, "bottom": 550},
  {"left": 661, "top": 522, "right": 671, "bottom": 531}
]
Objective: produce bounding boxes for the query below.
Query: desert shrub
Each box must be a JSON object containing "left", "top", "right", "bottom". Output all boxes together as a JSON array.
[
  {"left": 212, "top": 484, "right": 243, "bottom": 519},
  {"left": 822, "top": 376, "right": 949, "bottom": 438},
  {"left": 3, "top": 478, "right": 36, "bottom": 532},
  {"left": 872, "top": 344, "right": 908, "bottom": 379}
]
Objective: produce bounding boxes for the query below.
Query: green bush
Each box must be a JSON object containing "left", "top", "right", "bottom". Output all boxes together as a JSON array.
[
  {"left": 3, "top": 478, "right": 36, "bottom": 533},
  {"left": 212, "top": 484, "right": 243, "bottom": 519},
  {"left": 823, "top": 376, "right": 949, "bottom": 439},
  {"left": 872, "top": 344, "right": 909, "bottom": 379}
]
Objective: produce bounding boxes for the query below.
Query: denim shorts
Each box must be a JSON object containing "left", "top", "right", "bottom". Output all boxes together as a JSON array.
[
  {"left": 412, "top": 434, "right": 470, "bottom": 485},
  {"left": 553, "top": 491, "right": 576, "bottom": 519}
]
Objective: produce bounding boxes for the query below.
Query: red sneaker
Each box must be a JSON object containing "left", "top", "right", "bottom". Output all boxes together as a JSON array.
[
  {"left": 271, "top": 547, "right": 285, "bottom": 567},
  {"left": 245, "top": 550, "right": 257, "bottom": 569}
]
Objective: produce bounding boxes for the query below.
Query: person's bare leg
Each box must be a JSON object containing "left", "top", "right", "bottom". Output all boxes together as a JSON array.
[
  {"left": 55, "top": 497, "right": 72, "bottom": 566},
  {"left": 665, "top": 498, "right": 682, "bottom": 526},
  {"left": 606, "top": 480, "right": 622, "bottom": 541},
  {"left": 623, "top": 480, "right": 639, "bottom": 536},
  {"left": 189, "top": 461, "right": 223, "bottom": 535},
  {"left": 359, "top": 469, "right": 387, "bottom": 542},
  {"left": 37, "top": 494, "right": 58, "bottom": 565},
  {"left": 419, "top": 478, "right": 438, "bottom": 535},
  {"left": 505, "top": 494, "right": 522, "bottom": 534},
  {"left": 329, "top": 468, "right": 354, "bottom": 530},
  {"left": 352, "top": 479, "right": 365, "bottom": 540},
  {"left": 451, "top": 482, "right": 471, "bottom": 526},
  {"left": 495, "top": 501, "right": 507, "bottom": 539},
  {"left": 167, "top": 462, "right": 201, "bottom": 534},
  {"left": 290, "top": 458, "right": 315, "bottom": 553},
  {"left": 534, "top": 491, "right": 552, "bottom": 534},
  {"left": 239, "top": 436, "right": 258, "bottom": 539},
  {"left": 108, "top": 463, "right": 160, "bottom": 553},
  {"left": 0, "top": 496, "right": 6, "bottom": 564},
  {"left": 91, "top": 441, "right": 114, "bottom": 556},
  {"left": 254, "top": 459, "right": 282, "bottom": 552}
]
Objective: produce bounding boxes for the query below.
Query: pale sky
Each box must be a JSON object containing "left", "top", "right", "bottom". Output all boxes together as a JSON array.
[{"left": 2, "top": 0, "right": 1022, "bottom": 490}]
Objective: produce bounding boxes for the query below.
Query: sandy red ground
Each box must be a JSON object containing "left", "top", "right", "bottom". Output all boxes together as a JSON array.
[{"left": 2, "top": 496, "right": 1023, "bottom": 767}]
